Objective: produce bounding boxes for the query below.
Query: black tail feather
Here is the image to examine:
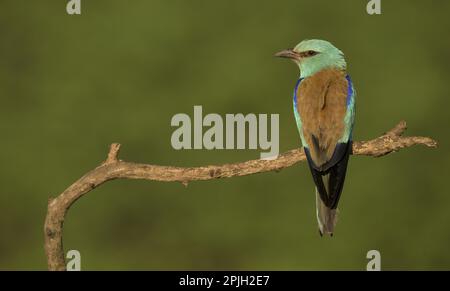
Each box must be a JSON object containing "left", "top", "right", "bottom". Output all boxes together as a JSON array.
[{"left": 304, "top": 141, "right": 352, "bottom": 209}]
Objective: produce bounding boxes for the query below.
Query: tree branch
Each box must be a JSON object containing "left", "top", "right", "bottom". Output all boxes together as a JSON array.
[{"left": 44, "top": 120, "right": 437, "bottom": 270}]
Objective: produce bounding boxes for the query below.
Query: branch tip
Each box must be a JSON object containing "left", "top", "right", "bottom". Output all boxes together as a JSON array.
[
  {"left": 386, "top": 120, "right": 407, "bottom": 137},
  {"left": 105, "top": 143, "right": 121, "bottom": 164},
  {"left": 424, "top": 138, "right": 439, "bottom": 148}
]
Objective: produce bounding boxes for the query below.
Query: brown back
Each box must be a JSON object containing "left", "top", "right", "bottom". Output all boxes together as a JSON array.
[{"left": 296, "top": 68, "right": 348, "bottom": 166}]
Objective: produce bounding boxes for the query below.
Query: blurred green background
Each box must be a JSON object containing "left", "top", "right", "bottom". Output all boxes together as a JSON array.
[{"left": 0, "top": 0, "right": 448, "bottom": 270}]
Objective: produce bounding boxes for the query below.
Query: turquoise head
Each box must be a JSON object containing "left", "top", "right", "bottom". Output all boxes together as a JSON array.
[{"left": 275, "top": 39, "right": 346, "bottom": 78}]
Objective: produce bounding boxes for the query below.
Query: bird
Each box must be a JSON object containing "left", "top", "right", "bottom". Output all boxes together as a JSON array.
[{"left": 275, "top": 39, "right": 355, "bottom": 236}]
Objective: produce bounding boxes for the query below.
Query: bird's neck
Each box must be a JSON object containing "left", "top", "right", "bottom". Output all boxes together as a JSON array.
[{"left": 299, "top": 61, "right": 346, "bottom": 79}]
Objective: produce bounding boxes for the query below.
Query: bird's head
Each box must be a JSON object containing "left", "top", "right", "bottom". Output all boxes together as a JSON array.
[{"left": 275, "top": 39, "right": 346, "bottom": 78}]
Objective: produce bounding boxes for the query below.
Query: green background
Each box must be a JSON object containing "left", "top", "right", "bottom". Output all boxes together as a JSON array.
[{"left": 0, "top": 0, "right": 448, "bottom": 270}]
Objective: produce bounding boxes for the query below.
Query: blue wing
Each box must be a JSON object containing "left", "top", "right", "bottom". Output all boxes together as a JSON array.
[
  {"left": 341, "top": 75, "right": 356, "bottom": 143},
  {"left": 292, "top": 77, "right": 307, "bottom": 146}
]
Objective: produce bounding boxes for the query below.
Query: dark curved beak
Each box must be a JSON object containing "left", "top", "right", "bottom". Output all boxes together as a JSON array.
[{"left": 274, "top": 49, "right": 300, "bottom": 61}]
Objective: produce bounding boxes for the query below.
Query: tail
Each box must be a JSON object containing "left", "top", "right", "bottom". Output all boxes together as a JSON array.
[
  {"left": 304, "top": 142, "right": 351, "bottom": 237},
  {"left": 315, "top": 174, "right": 339, "bottom": 236}
]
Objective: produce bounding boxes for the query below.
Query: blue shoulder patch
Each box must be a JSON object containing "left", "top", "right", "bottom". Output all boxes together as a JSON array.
[
  {"left": 345, "top": 75, "right": 353, "bottom": 106},
  {"left": 293, "top": 77, "right": 304, "bottom": 108}
]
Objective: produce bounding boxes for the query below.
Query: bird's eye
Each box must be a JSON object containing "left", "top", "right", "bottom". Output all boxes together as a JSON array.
[{"left": 304, "top": 50, "right": 319, "bottom": 57}]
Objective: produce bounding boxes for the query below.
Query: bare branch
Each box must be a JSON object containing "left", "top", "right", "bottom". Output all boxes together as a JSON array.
[{"left": 44, "top": 121, "right": 437, "bottom": 270}]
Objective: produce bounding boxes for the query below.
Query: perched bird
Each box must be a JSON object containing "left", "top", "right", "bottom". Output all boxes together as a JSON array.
[{"left": 276, "top": 39, "right": 355, "bottom": 236}]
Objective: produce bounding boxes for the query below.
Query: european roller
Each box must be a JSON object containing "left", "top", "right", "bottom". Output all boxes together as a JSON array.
[{"left": 276, "top": 39, "right": 355, "bottom": 236}]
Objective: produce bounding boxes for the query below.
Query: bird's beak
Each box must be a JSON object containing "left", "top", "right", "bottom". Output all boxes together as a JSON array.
[{"left": 274, "top": 49, "right": 301, "bottom": 61}]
